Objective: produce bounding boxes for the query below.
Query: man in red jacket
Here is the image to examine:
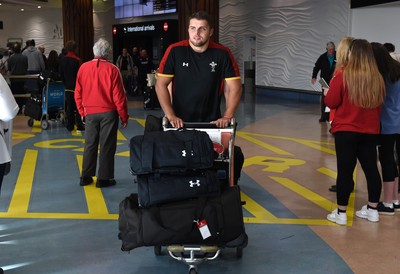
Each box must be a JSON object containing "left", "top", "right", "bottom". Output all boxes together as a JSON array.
[{"left": 75, "top": 38, "right": 129, "bottom": 188}]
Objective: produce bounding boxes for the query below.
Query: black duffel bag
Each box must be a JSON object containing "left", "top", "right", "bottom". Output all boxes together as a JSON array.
[
  {"left": 118, "top": 186, "right": 247, "bottom": 251},
  {"left": 130, "top": 129, "right": 215, "bottom": 174},
  {"left": 136, "top": 170, "right": 221, "bottom": 208}
]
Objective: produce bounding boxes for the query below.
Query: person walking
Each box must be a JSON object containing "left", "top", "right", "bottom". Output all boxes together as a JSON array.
[
  {"left": 115, "top": 48, "right": 136, "bottom": 95},
  {"left": 311, "top": 41, "right": 336, "bottom": 122}
]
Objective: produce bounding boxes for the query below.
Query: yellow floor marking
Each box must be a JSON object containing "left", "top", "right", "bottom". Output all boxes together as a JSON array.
[
  {"left": 238, "top": 131, "right": 335, "bottom": 155},
  {"left": 130, "top": 117, "right": 146, "bottom": 127},
  {"left": 7, "top": 149, "right": 37, "bottom": 214},
  {"left": 117, "top": 129, "right": 126, "bottom": 141},
  {"left": 236, "top": 131, "right": 292, "bottom": 156},
  {"left": 31, "top": 120, "right": 42, "bottom": 133},
  {"left": 241, "top": 191, "right": 340, "bottom": 226},
  {"left": 269, "top": 176, "right": 336, "bottom": 212},
  {"left": 317, "top": 167, "right": 337, "bottom": 179},
  {"left": 12, "top": 132, "right": 35, "bottom": 140},
  {"left": 76, "top": 155, "right": 110, "bottom": 217}
]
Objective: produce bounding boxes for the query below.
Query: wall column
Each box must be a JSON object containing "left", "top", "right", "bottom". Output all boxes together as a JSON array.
[{"left": 62, "top": 0, "right": 94, "bottom": 62}]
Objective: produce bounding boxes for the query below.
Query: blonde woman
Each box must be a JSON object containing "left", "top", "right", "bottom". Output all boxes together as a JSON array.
[
  {"left": 325, "top": 36, "right": 354, "bottom": 192},
  {"left": 325, "top": 39, "right": 385, "bottom": 225}
]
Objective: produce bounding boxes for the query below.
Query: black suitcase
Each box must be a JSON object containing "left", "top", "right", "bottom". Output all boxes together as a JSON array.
[
  {"left": 136, "top": 170, "right": 221, "bottom": 207},
  {"left": 143, "top": 86, "right": 160, "bottom": 109},
  {"left": 130, "top": 129, "right": 215, "bottom": 174},
  {"left": 24, "top": 96, "right": 42, "bottom": 121},
  {"left": 118, "top": 185, "right": 247, "bottom": 251}
]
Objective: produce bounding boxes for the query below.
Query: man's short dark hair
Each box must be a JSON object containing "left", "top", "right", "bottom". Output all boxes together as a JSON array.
[
  {"left": 189, "top": 11, "right": 214, "bottom": 28},
  {"left": 13, "top": 42, "right": 21, "bottom": 53},
  {"left": 65, "top": 40, "right": 77, "bottom": 52}
]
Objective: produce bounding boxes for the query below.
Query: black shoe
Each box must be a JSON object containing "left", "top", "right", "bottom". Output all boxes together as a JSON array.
[
  {"left": 76, "top": 126, "right": 85, "bottom": 132},
  {"left": 80, "top": 176, "right": 93, "bottom": 186},
  {"left": 319, "top": 118, "right": 327, "bottom": 122},
  {"left": 96, "top": 179, "right": 116, "bottom": 188},
  {"left": 377, "top": 202, "right": 395, "bottom": 215},
  {"left": 329, "top": 185, "right": 336, "bottom": 192}
]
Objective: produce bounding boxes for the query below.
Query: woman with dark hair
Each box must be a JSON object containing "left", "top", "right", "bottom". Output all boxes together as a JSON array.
[
  {"left": 45, "top": 50, "right": 61, "bottom": 80},
  {"left": 46, "top": 50, "right": 59, "bottom": 72},
  {"left": 371, "top": 42, "right": 400, "bottom": 215},
  {"left": 325, "top": 39, "right": 385, "bottom": 225}
]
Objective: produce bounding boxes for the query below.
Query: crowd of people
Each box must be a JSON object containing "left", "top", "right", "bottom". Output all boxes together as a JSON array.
[
  {"left": 115, "top": 46, "right": 154, "bottom": 96},
  {"left": 312, "top": 38, "right": 400, "bottom": 225}
]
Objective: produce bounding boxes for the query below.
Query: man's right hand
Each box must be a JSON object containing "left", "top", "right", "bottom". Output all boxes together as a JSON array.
[
  {"left": 167, "top": 115, "right": 184, "bottom": 128},
  {"left": 311, "top": 78, "right": 317, "bottom": 85}
]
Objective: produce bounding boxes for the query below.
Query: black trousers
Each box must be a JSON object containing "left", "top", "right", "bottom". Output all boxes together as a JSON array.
[
  {"left": 81, "top": 111, "right": 119, "bottom": 180},
  {"left": 378, "top": 134, "right": 398, "bottom": 182},
  {"left": 65, "top": 91, "right": 84, "bottom": 130},
  {"left": 334, "top": 131, "right": 381, "bottom": 206},
  {"left": 320, "top": 93, "right": 329, "bottom": 121}
]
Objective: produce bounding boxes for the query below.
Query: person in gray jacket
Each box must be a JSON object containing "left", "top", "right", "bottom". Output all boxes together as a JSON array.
[{"left": 22, "top": 39, "right": 45, "bottom": 74}]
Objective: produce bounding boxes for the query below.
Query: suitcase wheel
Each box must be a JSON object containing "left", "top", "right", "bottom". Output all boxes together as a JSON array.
[
  {"left": 154, "top": 245, "right": 162, "bottom": 256},
  {"left": 189, "top": 267, "right": 197, "bottom": 274},
  {"left": 41, "top": 119, "right": 49, "bottom": 130},
  {"left": 27, "top": 118, "right": 34, "bottom": 127}
]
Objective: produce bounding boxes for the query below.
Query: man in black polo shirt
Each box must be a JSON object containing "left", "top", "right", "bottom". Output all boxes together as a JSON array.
[{"left": 156, "top": 11, "right": 243, "bottom": 183}]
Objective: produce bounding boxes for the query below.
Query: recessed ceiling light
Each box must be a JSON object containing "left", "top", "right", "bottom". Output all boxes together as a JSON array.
[
  {"left": 38, "top": 6, "right": 41, "bottom": 9},
  {"left": 21, "top": 8, "right": 24, "bottom": 11}
]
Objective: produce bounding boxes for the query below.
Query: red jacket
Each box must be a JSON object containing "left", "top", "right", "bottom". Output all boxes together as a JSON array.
[
  {"left": 75, "top": 58, "right": 129, "bottom": 123},
  {"left": 324, "top": 69, "right": 381, "bottom": 134}
]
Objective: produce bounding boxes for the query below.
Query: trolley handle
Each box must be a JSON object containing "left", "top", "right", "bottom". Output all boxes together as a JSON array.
[{"left": 162, "top": 117, "right": 235, "bottom": 129}]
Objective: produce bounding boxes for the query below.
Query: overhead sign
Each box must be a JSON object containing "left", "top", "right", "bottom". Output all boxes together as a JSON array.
[{"left": 124, "top": 25, "right": 156, "bottom": 33}]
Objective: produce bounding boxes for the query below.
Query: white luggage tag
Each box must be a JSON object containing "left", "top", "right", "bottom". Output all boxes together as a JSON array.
[{"left": 195, "top": 219, "right": 211, "bottom": 239}]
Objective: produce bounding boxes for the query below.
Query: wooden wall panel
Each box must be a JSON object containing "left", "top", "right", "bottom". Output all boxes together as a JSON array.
[
  {"left": 62, "top": 0, "right": 94, "bottom": 62},
  {"left": 178, "top": 0, "right": 219, "bottom": 42}
]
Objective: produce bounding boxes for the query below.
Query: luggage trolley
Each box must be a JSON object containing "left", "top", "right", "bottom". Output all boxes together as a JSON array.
[
  {"left": 158, "top": 117, "right": 246, "bottom": 274},
  {"left": 26, "top": 77, "right": 65, "bottom": 130}
]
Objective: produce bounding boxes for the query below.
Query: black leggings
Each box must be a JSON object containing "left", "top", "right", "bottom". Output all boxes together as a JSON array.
[
  {"left": 378, "top": 134, "right": 398, "bottom": 182},
  {"left": 334, "top": 132, "right": 381, "bottom": 206}
]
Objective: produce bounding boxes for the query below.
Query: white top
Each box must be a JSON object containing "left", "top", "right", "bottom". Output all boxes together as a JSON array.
[{"left": 0, "top": 74, "right": 19, "bottom": 164}]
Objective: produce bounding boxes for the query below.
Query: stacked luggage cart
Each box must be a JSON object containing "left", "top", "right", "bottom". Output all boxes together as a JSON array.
[
  {"left": 24, "top": 75, "right": 65, "bottom": 130},
  {"left": 119, "top": 117, "right": 248, "bottom": 274}
]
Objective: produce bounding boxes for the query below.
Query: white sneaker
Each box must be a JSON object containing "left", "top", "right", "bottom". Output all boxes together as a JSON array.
[
  {"left": 355, "top": 205, "right": 379, "bottom": 222},
  {"left": 327, "top": 209, "right": 347, "bottom": 225}
]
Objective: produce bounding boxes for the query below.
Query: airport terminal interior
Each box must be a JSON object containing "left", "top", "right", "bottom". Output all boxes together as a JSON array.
[{"left": 1, "top": 88, "right": 400, "bottom": 274}]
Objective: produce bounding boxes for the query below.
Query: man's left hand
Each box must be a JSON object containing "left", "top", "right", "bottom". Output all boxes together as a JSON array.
[{"left": 212, "top": 117, "right": 231, "bottom": 128}]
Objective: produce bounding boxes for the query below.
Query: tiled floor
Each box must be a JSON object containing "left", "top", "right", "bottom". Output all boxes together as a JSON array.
[{"left": 1, "top": 90, "right": 399, "bottom": 274}]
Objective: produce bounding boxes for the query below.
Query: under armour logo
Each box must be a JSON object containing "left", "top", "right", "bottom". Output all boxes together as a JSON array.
[
  {"left": 189, "top": 180, "right": 201, "bottom": 187},
  {"left": 182, "top": 150, "right": 194, "bottom": 157},
  {"left": 209, "top": 61, "right": 217, "bottom": 72},
  {"left": 183, "top": 62, "right": 189, "bottom": 67}
]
